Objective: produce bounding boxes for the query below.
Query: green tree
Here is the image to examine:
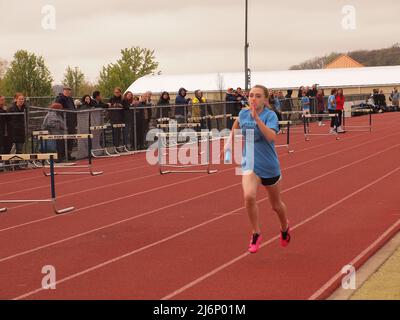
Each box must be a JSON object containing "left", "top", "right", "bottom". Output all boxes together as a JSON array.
[
  {"left": 0, "top": 58, "right": 7, "bottom": 79},
  {"left": 98, "top": 46, "right": 159, "bottom": 98},
  {"left": 0, "top": 58, "right": 8, "bottom": 93},
  {"left": 3, "top": 50, "right": 53, "bottom": 96},
  {"left": 63, "top": 66, "right": 85, "bottom": 97}
]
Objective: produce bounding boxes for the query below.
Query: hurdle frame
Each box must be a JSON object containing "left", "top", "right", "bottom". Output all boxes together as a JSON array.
[
  {"left": 0, "top": 154, "right": 75, "bottom": 215},
  {"left": 276, "top": 121, "right": 294, "bottom": 153},
  {"left": 342, "top": 108, "right": 373, "bottom": 132},
  {"left": 280, "top": 111, "right": 307, "bottom": 132},
  {"left": 31, "top": 130, "right": 77, "bottom": 168},
  {"left": 303, "top": 113, "right": 340, "bottom": 141},
  {"left": 89, "top": 124, "right": 120, "bottom": 158},
  {"left": 112, "top": 123, "right": 136, "bottom": 155},
  {"left": 157, "top": 131, "right": 218, "bottom": 175},
  {"left": 39, "top": 134, "right": 103, "bottom": 176}
]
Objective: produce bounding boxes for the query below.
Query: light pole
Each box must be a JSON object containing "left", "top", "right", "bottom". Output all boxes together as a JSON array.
[{"left": 244, "top": 0, "right": 250, "bottom": 91}]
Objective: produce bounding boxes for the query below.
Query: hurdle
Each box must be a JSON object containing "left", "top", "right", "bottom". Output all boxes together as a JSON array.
[
  {"left": 112, "top": 124, "right": 135, "bottom": 155},
  {"left": 39, "top": 134, "right": 103, "bottom": 176},
  {"left": 303, "top": 113, "right": 339, "bottom": 141},
  {"left": 188, "top": 114, "right": 233, "bottom": 130},
  {"left": 157, "top": 131, "right": 217, "bottom": 175},
  {"left": 343, "top": 108, "right": 373, "bottom": 132},
  {"left": 232, "top": 117, "right": 294, "bottom": 152},
  {"left": 280, "top": 111, "right": 307, "bottom": 132},
  {"left": 157, "top": 123, "right": 201, "bottom": 135},
  {"left": 276, "top": 121, "right": 294, "bottom": 153},
  {"left": 89, "top": 124, "right": 120, "bottom": 158},
  {"left": 31, "top": 130, "right": 77, "bottom": 168},
  {"left": 0, "top": 154, "right": 75, "bottom": 215}
]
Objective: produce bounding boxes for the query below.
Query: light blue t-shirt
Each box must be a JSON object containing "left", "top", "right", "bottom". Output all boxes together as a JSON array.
[
  {"left": 238, "top": 108, "right": 281, "bottom": 179},
  {"left": 328, "top": 95, "right": 336, "bottom": 110},
  {"left": 301, "top": 96, "right": 310, "bottom": 111}
]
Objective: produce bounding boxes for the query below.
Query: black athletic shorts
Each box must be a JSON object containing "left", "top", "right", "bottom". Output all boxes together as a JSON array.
[{"left": 261, "top": 175, "right": 281, "bottom": 187}]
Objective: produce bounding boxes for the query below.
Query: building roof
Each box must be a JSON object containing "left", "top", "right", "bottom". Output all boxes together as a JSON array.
[
  {"left": 324, "top": 54, "right": 364, "bottom": 69},
  {"left": 126, "top": 65, "right": 400, "bottom": 94}
]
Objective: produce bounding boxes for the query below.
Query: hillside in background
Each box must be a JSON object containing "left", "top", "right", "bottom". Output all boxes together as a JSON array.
[{"left": 290, "top": 43, "right": 400, "bottom": 70}]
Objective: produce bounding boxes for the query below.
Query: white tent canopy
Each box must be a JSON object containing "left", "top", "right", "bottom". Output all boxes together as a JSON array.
[{"left": 126, "top": 66, "right": 400, "bottom": 94}]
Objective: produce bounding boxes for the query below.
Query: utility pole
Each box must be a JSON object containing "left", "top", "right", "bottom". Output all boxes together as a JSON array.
[{"left": 244, "top": 0, "right": 250, "bottom": 91}]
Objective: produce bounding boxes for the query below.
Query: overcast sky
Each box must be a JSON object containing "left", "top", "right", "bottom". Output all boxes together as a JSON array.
[{"left": 1, "top": 0, "right": 399, "bottom": 84}]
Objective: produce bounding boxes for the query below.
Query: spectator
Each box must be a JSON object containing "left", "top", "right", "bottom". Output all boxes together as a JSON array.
[
  {"left": 309, "top": 84, "right": 318, "bottom": 97},
  {"left": 272, "top": 91, "right": 283, "bottom": 133},
  {"left": 42, "top": 103, "right": 67, "bottom": 161},
  {"left": 136, "top": 92, "right": 152, "bottom": 149},
  {"left": 175, "top": 88, "right": 190, "bottom": 123},
  {"left": 55, "top": 86, "right": 77, "bottom": 160},
  {"left": 281, "top": 90, "right": 293, "bottom": 112},
  {"left": 389, "top": 87, "right": 399, "bottom": 111},
  {"left": 8, "top": 93, "right": 26, "bottom": 155},
  {"left": 192, "top": 90, "right": 213, "bottom": 129},
  {"left": 141, "top": 91, "right": 153, "bottom": 134},
  {"left": 301, "top": 90, "right": 311, "bottom": 113},
  {"left": 316, "top": 89, "right": 326, "bottom": 127},
  {"left": 328, "top": 88, "right": 338, "bottom": 133},
  {"left": 0, "top": 95, "right": 11, "bottom": 154},
  {"left": 122, "top": 91, "right": 134, "bottom": 148},
  {"left": 131, "top": 95, "right": 143, "bottom": 150},
  {"left": 108, "top": 87, "right": 124, "bottom": 147},
  {"left": 236, "top": 87, "right": 248, "bottom": 106},
  {"left": 335, "top": 89, "right": 345, "bottom": 133},
  {"left": 157, "top": 91, "right": 171, "bottom": 118},
  {"left": 379, "top": 89, "right": 387, "bottom": 110},
  {"left": 79, "top": 95, "right": 95, "bottom": 110},
  {"left": 225, "top": 88, "right": 237, "bottom": 116},
  {"left": 371, "top": 88, "right": 384, "bottom": 112},
  {"left": 192, "top": 90, "right": 212, "bottom": 117},
  {"left": 92, "top": 91, "right": 109, "bottom": 108}
]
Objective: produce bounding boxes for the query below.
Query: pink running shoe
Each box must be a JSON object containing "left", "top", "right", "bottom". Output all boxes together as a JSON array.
[
  {"left": 249, "top": 233, "right": 262, "bottom": 253},
  {"left": 280, "top": 222, "right": 291, "bottom": 248}
]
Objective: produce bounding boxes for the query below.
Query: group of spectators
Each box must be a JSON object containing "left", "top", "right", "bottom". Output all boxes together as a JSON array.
[
  {"left": 365, "top": 87, "right": 400, "bottom": 112},
  {"left": 1, "top": 84, "right": 399, "bottom": 164}
]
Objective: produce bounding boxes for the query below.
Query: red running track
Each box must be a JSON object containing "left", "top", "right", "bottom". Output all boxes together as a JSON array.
[{"left": 0, "top": 113, "right": 399, "bottom": 300}]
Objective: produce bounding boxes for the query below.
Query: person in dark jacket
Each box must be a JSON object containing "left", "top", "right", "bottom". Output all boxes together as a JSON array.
[
  {"left": 136, "top": 92, "right": 153, "bottom": 149},
  {"left": 122, "top": 91, "right": 134, "bottom": 148},
  {"left": 92, "top": 91, "right": 109, "bottom": 108},
  {"left": 108, "top": 87, "right": 125, "bottom": 147},
  {"left": 0, "top": 95, "right": 12, "bottom": 154},
  {"left": 79, "top": 95, "right": 96, "bottom": 110},
  {"left": 7, "top": 93, "right": 26, "bottom": 154},
  {"left": 55, "top": 86, "right": 77, "bottom": 160},
  {"left": 174, "top": 88, "right": 190, "bottom": 123},
  {"left": 225, "top": 88, "right": 236, "bottom": 113},
  {"left": 157, "top": 91, "right": 171, "bottom": 118},
  {"left": 131, "top": 96, "right": 143, "bottom": 150}
]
